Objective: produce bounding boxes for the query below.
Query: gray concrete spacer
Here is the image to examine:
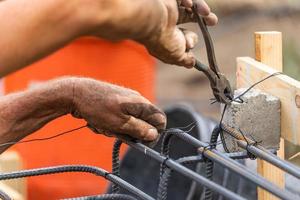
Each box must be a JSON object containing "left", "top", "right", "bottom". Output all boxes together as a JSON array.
[{"left": 222, "top": 88, "right": 281, "bottom": 152}]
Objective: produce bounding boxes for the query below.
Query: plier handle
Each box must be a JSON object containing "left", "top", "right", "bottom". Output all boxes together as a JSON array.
[{"left": 192, "top": 6, "right": 233, "bottom": 105}]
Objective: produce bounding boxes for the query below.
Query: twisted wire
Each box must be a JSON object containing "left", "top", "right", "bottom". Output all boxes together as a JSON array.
[
  {"left": 218, "top": 72, "right": 283, "bottom": 156},
  {"left": 157, "top": 128, "right": 253, "bottom": 200},
  {"left": 157, "top": 167, "right": 172, "bottom": 200}
]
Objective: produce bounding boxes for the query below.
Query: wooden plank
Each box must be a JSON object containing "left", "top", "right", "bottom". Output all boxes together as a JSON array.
[
  {"left": 236, "top": 56, "right": 300, "bottom": 199},
  {"left": 237, "top": 57, "right": 300, "bottom": 145},
  {"left": 254, "top": 31, "right": 285, "bottom": 200},
  {"left": 237, "top": 57, "right": 300, "bottom": 144},
  {"left": 0, "top": 151, "right": 26, "bottom": 199}
]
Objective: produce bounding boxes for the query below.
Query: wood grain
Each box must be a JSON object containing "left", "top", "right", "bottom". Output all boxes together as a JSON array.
[{"left": 237, "top": 31, "right": 288, "bottom": 200}]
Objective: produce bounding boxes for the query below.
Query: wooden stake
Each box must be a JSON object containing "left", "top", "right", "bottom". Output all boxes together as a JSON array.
[
  {"left": 0, "top": 151, "right": 26, "bottom": 199},
  {"left": 237, "top": 31, "right": 300, "bottom": 200},
  {"left": 255, "top": 32, "right": 283, "bottom": 71},
  {"left": 255, "top": 31, "right": 284, "bottom": 200}
]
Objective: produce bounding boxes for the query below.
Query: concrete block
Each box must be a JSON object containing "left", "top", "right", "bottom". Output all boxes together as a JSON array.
[{"left": 222, "top": 88, "right": 281, "bottom": 152}]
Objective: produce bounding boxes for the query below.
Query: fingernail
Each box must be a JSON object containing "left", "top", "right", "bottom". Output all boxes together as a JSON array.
[{"left": 146, "top": 129, "right": 158, "bottom": 141}]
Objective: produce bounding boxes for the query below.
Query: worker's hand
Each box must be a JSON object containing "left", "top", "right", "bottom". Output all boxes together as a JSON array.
[
  {"left": 70, "top": 78, "right": 166, "bottom": 142},
  {"left": 87, "top": 0, "right": 216, "bottom": 68},
  {"left": 140, "top": 0, "right": 217, "bottom": 68}
]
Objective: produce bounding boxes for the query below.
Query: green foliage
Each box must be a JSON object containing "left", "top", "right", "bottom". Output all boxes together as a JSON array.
[{"left": 283, "top": 39, "right": 300, "bottom": 81}]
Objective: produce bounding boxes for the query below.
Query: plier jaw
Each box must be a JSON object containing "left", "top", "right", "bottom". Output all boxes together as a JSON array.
[
  {"left": 211, "top": 73, "right": 233, "bottom": 105},
  {"left": 195, "top": 60, "right": 233, "bottom": 105}
]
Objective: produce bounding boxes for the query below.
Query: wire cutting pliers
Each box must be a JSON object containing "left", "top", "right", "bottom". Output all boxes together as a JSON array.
[{"left": 192, "top": 6, "right": 233, "bottom": 105}]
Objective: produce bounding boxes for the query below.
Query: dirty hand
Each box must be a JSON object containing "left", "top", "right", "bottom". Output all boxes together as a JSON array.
[
  {"left": 70, "top": 78, "right": 166, "bottom": 142},
  {"left": 139, "top": 0, "right": 218, "bottom": 68}
]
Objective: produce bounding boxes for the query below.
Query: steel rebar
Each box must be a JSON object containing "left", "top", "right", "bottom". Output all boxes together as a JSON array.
[
  {"left": 237, "top": 140, "right": 300, "bottom": 179},
  {"left": 126, "top": 141, "right": 246, "bottom": 200},
  {"left": 161, "top": 129, "right": 298, "bottom": 200},
  {"left": 0, "top": 165, "right": 154, "bottom": 200},
  {"left": 222, "top": 123, "right": 300, "bottom": 179}
]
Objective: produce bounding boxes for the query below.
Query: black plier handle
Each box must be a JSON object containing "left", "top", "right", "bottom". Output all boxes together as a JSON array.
[{"left": 192, "top": 6, "right": 233, "bottom": 105}]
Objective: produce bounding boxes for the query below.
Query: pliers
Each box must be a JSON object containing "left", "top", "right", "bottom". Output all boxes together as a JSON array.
[{"left": 192, "top": 6, "right": 233, "bottom": 105}]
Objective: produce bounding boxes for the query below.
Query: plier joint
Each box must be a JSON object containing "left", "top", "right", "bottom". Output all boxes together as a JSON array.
[{"left": 192, "top": 6, "right": 233, "bottom": 105}]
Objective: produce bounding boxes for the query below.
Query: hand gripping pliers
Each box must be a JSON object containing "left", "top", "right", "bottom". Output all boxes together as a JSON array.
[{"left": 192, "top": 6, "right": 233, "bottom": 105}]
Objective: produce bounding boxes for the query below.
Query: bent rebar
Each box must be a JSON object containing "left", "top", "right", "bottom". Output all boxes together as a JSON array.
[{"left": 0, "top": 165, "right": 154, "bottom": 200}]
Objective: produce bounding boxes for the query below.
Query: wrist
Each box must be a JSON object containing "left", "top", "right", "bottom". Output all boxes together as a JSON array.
[
  {"left": 0, "top": 78, "right": 76, "bottom": 144},
  {"left": 78, "top": 0, "right": 167, "bottom": 41},
  {"left": 44, "top": 78, "right": 77, "bottom": 115}
]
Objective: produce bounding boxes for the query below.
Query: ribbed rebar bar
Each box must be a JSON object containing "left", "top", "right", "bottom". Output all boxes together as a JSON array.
[
  {"left": 159, "top": 129, "right": 297, "bottom": 200},
  {"left": 0, "top": 165, "right": 154, "bottom": 200},
  {"left": 221, "top": 123, "right": 300, "bottom": 179},
  {"left": 112, "top": 139, "right": 123, "bottom": 193},
  {"left": 64, "top": 194, "right": 137, "bottom": 200},
  {"left": 126, "top": 140, "right": 246, "bottom": 200}
]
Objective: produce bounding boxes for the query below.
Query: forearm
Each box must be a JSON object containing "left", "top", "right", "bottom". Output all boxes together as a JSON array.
[
  {"left": 0, "top": 79, "right": 72, "bottom": 153},
  {"left": 0, "top": 0, "right": 165, "bottom": 77}
]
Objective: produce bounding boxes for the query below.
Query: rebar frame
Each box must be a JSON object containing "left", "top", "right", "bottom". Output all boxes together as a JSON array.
[
  {"left": 221, "top": 123, "right": 300, "bottom": 179},
  {"left": 0, "top": 126, "right": 299, "bottom": 200}
]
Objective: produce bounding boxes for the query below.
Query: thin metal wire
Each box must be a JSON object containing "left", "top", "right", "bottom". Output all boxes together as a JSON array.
[
  {"left": 127, "top": 141, "right": 246, "bottom": 200},
  {"left": 233, "top": 72, "right": 283, "bottom": 103},
  {"left": 216, "top": 72, "right": 284, "bottom": 155},
  {"left": 0, "top": 71, "right": 291, "bottom": 200},
  {"left": 159, "top": 129, "right": 297, "bottom": 200},
  {"left": 0, "top": 125, "right": 87, "bottom": 148},
  {"left": 221, "top": 124, "right": 300, "bottom": 179}
]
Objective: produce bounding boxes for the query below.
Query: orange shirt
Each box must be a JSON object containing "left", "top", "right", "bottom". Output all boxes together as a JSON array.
[{"left": 4, "top": 38, "right": 155, "bottom": 199}]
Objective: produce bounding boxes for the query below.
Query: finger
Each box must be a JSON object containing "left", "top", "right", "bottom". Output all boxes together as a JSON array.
[
  {"left": 181, "top": 29, "right": 198, "bottom": 50},
  {"left": 177, "top": 7, "right": 218, "bottom": 26},
  {"left": 177, "top": 51, "right": 196, "bottom": 68},
  {"left": 185, "top": 7, "right": 192, "bottom": 13},
  {"left": 193, "top": 0, "right": 211, "bottom": 16},
  {"left": 121, "top": 102, "right": 166, "bottom": 132},
  {"left": 177, "top": 7, "right": 194, "bottom": 24},
  {"left": 120, "top": 116, "right": 159, "bottom": 141},
  {"left": 181, "top": 0, "right": 193, "bottom": 8},
  {"left": 204, "top": 13, "right": 218, "bottom": 26}
]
